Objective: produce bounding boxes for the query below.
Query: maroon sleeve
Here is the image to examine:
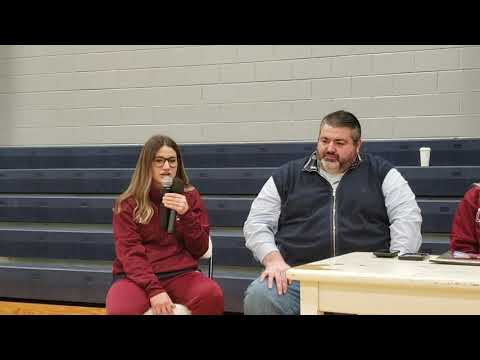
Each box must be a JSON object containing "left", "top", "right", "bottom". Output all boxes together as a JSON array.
[
  {"left": 178, "top": 189, "right": 210, "bottom": 258},
  {"left": 113, "top": 199, "right": 165, "bottom": 299},
  {"left": 450, "top": 186, "right": 480, "bottom": 253}
]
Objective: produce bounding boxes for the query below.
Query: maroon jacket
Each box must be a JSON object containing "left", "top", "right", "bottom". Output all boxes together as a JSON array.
[
  {"left": 112, "top": 186, "right": 210, "bottom": 299},
  {"left": 450, "top": 185, "right": 480, "bottom": 253}
]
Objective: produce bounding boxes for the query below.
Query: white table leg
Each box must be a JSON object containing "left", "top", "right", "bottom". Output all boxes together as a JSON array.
[{"left": 300, "top": 281, "right": 321, "bottom": 315}]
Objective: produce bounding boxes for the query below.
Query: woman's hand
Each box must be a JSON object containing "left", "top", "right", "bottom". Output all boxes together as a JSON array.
[
  {"left": 150, "top": 292, "right": 175, "bottom": 315},
  {"left": 162, "top": 193, "right": 189, "bottom": 215}
]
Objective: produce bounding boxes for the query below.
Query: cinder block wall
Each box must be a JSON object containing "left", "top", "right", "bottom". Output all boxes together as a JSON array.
[{"left": 0, "top": 45, "right": 478, "bottom": 146}]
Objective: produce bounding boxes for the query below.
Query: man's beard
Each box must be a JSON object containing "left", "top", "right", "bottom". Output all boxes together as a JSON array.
[
  {"left": 319, "top": 153, "right": 355, "bottom": 174},
  {"left": 320, "top": 158, "right": 342, "bottom": 173}
]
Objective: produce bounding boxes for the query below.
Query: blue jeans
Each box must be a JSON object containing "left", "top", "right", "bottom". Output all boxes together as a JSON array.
[{"left": 243, "top": 277, "right": 300, "bottom": 315}]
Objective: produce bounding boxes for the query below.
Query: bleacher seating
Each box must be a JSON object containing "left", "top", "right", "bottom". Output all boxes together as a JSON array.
[{"left": 0, "top": 138, "right": 479, "bottom": 314}]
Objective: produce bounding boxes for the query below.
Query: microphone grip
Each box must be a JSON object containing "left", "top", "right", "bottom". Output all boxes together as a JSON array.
[
  {"left": 160, "top": 206, "right": 169, "bottom": 231},
  {"left": 167, "top": 209, "right": 176, "bottom": 234}
]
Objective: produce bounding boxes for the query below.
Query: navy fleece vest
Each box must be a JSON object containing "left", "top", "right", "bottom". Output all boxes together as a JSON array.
[{"left": 272, "top": 152, "right": 393, "bottom": 266}]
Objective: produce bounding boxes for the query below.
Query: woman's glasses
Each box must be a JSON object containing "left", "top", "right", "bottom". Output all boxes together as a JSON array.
[{"left": 153, "top": 157, "right": 178, "bottom": 168}]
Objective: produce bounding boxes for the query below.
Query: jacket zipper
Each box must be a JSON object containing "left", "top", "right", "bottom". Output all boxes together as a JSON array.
[
  {"left": 308, "top": 153, "right": 361, "bottom": 258},
  {"left": 330, "top": 168, "right": 354, "bottom": 258},
  {"left": 316, "top": 176, "right": 337, "bottom": 258},
  {"left": 331, "top": 186, "right": 337, "bottom": 257}
]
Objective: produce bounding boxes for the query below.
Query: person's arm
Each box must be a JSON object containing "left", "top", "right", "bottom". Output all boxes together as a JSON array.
[
  {"left": 244, "top": 177, "right": 281, "bottom": 263},
  {"left": 113, "top": 200, "right": 165, "bottom": 299},
  {"left": 174, "top": 189, "right": 210, "bottom": 258},
  {"left": 382, "top": 168, "right": 423, "bottom": 254},
  {"left": 450, "top": 186, "right": 479, "bottom": 253},
  {"left": 244, "top": 177, "right": 291, "bottom": 295}
]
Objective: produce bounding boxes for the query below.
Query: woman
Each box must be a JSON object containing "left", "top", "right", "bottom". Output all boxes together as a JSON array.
[
  {"left": 106, "top": 135, "right": 224, "bottom": 315},
  {"left": 450, "top": 183, "right": 480, "bottom": 254}
]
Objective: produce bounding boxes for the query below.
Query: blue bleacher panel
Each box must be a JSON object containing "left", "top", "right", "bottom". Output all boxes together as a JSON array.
[
  {"left": 0, "top": 225, "right": 114, "bottom": 260},
  {"left": 0, "top": 262, "right": 112, "bottom": 304},
  {"left": 0, "top": 166, "right": 478, "bottom": 197},
  {"left": 361, "top": 138, "right": 480, "bottom": 166},
  {"left": 1, "top": 138, "right": 479, "bottom": 169},
  {"left": 0, "top": 194, "right": 463, "bottom": 233},
  {"left": 0, "top": 225, "right": 257, "bottom": 266},
  {"left": 0, "top": 146, "right": 141, "bottom": 169},
  {"left": 397, "top": 166, "right": 479, "bottom": 197}
]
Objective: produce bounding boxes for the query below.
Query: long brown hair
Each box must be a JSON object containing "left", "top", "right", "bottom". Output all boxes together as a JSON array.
[{"left": 113, "top": 134, "right": 191, "bottom": 224}]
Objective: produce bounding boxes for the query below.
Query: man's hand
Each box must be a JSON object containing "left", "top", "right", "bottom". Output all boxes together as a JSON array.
[
  {"left": 150, "top": 292, "right": 175, "bottom": 315},
  {"left": 261, "top": 251, "right": 292, "bottom": 295}
]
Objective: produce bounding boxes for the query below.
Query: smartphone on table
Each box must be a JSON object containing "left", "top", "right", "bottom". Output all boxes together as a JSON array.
[
  {"left": 398, "top": 252, "right": 429, "bottom": 261},
  {"left": 373, "top": 249, "right": 399, "bottom": 258}
]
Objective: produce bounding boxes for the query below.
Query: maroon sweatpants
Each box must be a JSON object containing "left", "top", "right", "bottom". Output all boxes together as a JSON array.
[{"left": 105, "top": 271, "right": 224, "bottom": 315}]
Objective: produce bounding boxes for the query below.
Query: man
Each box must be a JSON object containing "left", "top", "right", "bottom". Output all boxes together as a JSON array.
[{"left": 243, "top": 110, "right": 422, "bottom": 315}]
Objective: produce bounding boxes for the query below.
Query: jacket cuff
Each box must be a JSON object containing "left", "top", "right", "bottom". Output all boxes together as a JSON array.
[
  {"left": 179, "top": 207, "right": 195, "bottom": 222},
  {"left": 146, "top": 282, "right": 165, "bottom": 299}
]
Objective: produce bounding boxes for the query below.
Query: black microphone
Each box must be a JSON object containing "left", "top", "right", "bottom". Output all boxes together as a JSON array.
[
  {"left": 167, "top": 177, "right": 184, "bottom": 234},
  {"left": 160, "top": 176, "right": 173, "bottom": 231}
]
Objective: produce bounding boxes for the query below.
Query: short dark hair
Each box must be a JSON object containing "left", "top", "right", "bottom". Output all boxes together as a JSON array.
[{"left": 320, "top": 110, "right": 361, "bottom": 143}]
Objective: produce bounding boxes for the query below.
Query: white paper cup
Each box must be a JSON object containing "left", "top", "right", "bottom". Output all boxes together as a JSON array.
[{"left": 419, "top": 147, "right": 431, "bottom": 167}]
